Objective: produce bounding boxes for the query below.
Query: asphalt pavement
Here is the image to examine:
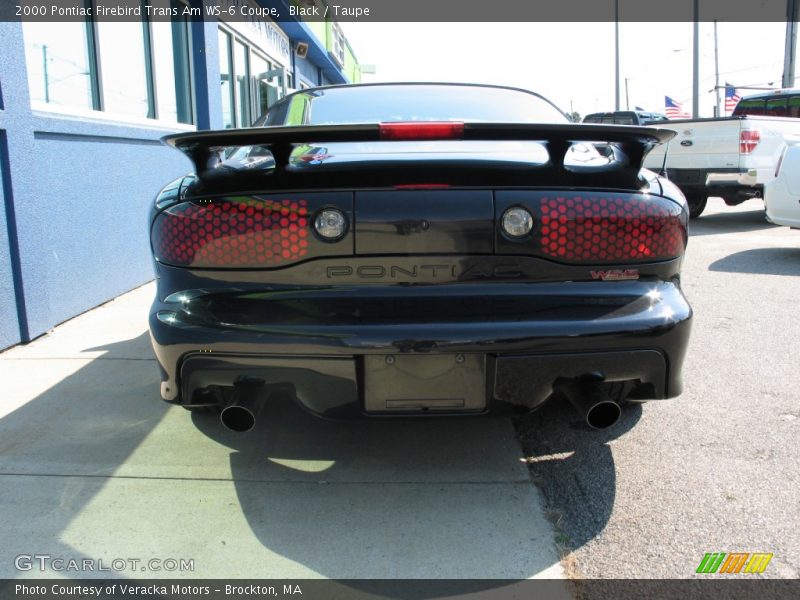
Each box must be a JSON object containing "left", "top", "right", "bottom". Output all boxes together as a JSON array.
[{"left": 517, "top": 197, "right": 800, "bottom": 579}]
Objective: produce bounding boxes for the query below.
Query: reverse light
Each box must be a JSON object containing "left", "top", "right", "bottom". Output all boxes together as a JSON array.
[
  {"left": 501, "top": 207, "right": 534, "bottom": 238},
  {"left": 314, "top": 208, "right": 348, "bottom": 240},
  {"left": 379, "top": 121, "right": 464, "bottom": 141}
]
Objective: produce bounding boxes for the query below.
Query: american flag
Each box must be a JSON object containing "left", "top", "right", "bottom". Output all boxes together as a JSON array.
[
  {"left": 665, "top": 96, "right": 690, "bottom": 119},
  {"left": 725, "top": 84, "right": 741, "bottom": 113}
]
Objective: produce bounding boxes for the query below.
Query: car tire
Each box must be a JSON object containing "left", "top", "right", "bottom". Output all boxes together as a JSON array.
[{"left": 685, "top": 193, "right": 708, "bottom": 218}]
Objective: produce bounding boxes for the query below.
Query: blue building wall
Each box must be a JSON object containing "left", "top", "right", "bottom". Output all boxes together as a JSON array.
[
  {"left": 1, "top": 21, "right": 33, "bottom": 347},
  {"left": 0, "top": 131, "right": 20, "bottom": 348},
  {"left": 18, "top": 119, "right": 192, "bottom": 339},
  {"left": 0, "top": 21, "right": 192, "bottom": 343},
  {"left": 295, "top": 55, "right": 322, "bottom": 87},
  {"left": 0, "top": 8, "right": 354, "bottom": 350}
]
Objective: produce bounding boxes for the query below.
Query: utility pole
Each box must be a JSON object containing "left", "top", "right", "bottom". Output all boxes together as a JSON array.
[
  {"left": 783, "top": 0, "right": 798, "bottom": 88},
  {"left": 625, "top": 78, "right": 630, "bottom": 110},
  {"left": 692, "top": 0, "right": 700, "bottom": 118},
  {"left": 615, "top": 0, "right": 620, "bottom": 110},
  {"left": 714, "top": 21, "right": 721, "bottom": 117},
  {"left": 43, "top": 44, "right": 49, "bottom": 103}
]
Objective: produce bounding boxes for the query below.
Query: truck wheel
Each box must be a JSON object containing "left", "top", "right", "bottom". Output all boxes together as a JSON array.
[{"left": 685, "top": 194, "right": 707, "bottom": 218}]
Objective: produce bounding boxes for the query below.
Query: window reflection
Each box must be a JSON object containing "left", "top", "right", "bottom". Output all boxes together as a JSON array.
[
  {"left": 96, "top": 22, "right": 149, "bottom": 117},
  {"left": 219, "top": 29, "right": 234, "bottom": 129},
  {"left": 23, "top": 21, "right": 93, "bottom": 109},
  {"left": 151, "top": 2, "right": 193, "bottom": 124},
  {"left": 234, "top": 40, "right": 251, "bottom": 127},
  {"left": 22, "top": 2, "right": 195, "bottom": 124},
  {"left": 251, "top": 52, "right": 271, "bottom": 124}
]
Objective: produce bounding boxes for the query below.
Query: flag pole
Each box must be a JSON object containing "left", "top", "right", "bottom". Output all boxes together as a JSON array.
[
  {"left": 714, "top": 20, "right": 721, "bottom": 117},
  {"left": 615, "top": 0, "right": 620, "bottom": 110},
  {"left": 692, "top": 0, "right": 700, "bottom": 118},
  {"left": 783, "top": 0, "right": 798, "bottom": 88}
]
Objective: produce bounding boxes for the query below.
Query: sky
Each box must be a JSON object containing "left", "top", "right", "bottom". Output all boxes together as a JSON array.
[{"left": 340, "top": 22, "right": 790, "bottom": 119}]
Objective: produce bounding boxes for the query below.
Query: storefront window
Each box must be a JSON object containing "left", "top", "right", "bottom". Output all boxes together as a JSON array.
[
  {"left": 219, "top": 29, "right": 234, "bottom": 129},
  {"left": 331, "top": 24, "right": 345, "bottom": 66},
  {"left": 234, "top": 41, "right": 251, "bottom": 127},
  {"left": 219, "top": 25, "right": 290, "bottom": 128},
  {"left": 151, "top": 1, "right": 193, "bottom": 124},
  {"left": 23, "top": 21, "right": 94, "bottom": 110},
  {"left": 96, "top": 22, "right": 149, "bottom": 118},
  {"left": 24, "top": 5, "right": 194, "bottom": 124},
  {"left": 250, "top": 52, "right": 271, "bottom": 123}
]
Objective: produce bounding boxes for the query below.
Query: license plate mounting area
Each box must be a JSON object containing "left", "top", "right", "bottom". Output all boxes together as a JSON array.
[{"left": 363, "top": 353, "right": 486, "bottom": 413}]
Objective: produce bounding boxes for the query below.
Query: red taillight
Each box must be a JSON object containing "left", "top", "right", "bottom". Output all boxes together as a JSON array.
[
  {"left": 740, "top": 129, "right": 760, "bottom": 154},
  {"left": 152, "top": 199, "right": 309, "bottom": 267},
  {"left": 537, "top": 195, "right": 686, "bottom": 263},
  {"left": 379, "top": 121, "right": 464, "bottom": 141}
]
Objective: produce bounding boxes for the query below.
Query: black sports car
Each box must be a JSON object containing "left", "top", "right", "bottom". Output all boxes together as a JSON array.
[{"left": 149, "top": 83, "right": 691, "bottom": 432}]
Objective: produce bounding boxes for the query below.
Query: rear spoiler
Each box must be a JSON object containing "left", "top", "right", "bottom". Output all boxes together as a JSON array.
[{"left": 163, "top": 123, "right": 676, "bottom": 194}]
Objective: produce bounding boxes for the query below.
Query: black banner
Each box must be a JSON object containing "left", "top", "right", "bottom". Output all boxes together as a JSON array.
[
  {"left": 0, "top": 0, "right": 797, "bottom": 23},
  {"left": 2, "top": 579, "right": 800, "bottom": 600}
]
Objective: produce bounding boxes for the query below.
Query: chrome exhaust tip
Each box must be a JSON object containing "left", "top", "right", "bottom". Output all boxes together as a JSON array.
[
  {"left": 555, "top": 377, "right": 622, "bottom": 430},
  {"left": 220, "top": 378, "right": 268, "bottom": 433}
]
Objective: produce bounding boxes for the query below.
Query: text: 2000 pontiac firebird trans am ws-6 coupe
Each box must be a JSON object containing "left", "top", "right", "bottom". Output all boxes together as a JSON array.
[{"left": 148, "top": 83, "right": 692, "bottom": 433}]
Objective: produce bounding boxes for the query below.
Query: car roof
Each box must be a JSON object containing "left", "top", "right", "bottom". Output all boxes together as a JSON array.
[
  {"left": 282, "top": 81, "right": 556, "bottom": 103},
  {"left": 738, "top": 88, "right": 800, "bottom": 101},
  {"left": 584, "top": 111, "right": 665, "bottom": 117}
]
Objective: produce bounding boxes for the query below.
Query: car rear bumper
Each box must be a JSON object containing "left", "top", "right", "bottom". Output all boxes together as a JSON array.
[{"left": 149, "top": 279, "right": 692, "bottom": 417}]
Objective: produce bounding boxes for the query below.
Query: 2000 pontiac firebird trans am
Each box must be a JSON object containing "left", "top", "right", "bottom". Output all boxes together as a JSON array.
[{"left": 149, "top": 83, "right": 692, "bottom": 432}]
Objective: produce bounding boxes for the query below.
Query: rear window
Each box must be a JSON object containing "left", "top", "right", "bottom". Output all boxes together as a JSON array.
[
  {"left": 733, "top": 95, "right": 800, "bottom": 117},
  {"left": 642, "top": 114, "right": 670, "bottom": 125},
  {"left": 582, "top": 112, "right": 639, "bottom": 125},
  {"left": 789, "top": 96, "right": 800, "bottom": 117},
  {"left": 266, "top": 85, "right": 568, "bottom": 126},
  {"left": 766, "top": 98, "right": 787, "bottom": 116}
]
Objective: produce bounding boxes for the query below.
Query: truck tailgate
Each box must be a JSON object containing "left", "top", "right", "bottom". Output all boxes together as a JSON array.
[{"left": 644, "top": 118, "right": 742, "bottom": 170}]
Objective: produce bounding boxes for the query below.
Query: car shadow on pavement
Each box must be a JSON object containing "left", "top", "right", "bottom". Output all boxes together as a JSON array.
[
  {"left": 191, "top": 394, "right": 564, "bottom": 586},
  {"left": 688, "top": 206, "right": 775, "bottom": 237},
  {"left": 708, "top": 247, "right": 800, "bottom": 276},
  {"left": 0, "top": 332, "right": 169, "bottom": 578},
  {"left": 513, "top": 396, "right": 642, "bottom": 564}
]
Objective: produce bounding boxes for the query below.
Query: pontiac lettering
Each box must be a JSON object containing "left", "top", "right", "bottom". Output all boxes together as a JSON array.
[{"left": 325, "top": 263, "right": 522, "bottom": 279}]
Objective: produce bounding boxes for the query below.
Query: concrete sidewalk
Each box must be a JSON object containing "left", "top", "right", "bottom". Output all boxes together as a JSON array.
[{"left": 0, "top": 283, "right": 565, "bottom": 582}]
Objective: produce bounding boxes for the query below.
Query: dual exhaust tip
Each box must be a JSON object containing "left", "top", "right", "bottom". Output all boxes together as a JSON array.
[{"left": 212, "top": 374, "right": 622, "bottom": 433}]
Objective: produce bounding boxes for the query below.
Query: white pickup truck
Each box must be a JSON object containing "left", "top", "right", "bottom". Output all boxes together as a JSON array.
[{"left": 642, "top": 90, "right": 800, "bottom": 217}]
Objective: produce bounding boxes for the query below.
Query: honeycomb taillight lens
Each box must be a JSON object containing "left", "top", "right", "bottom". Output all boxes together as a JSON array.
[
  {"left": 537, "top": 195, "right": 686, "bottom": 263},
  {"left": 152, "top": 198, "right": 310, "bottom": 267}
]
